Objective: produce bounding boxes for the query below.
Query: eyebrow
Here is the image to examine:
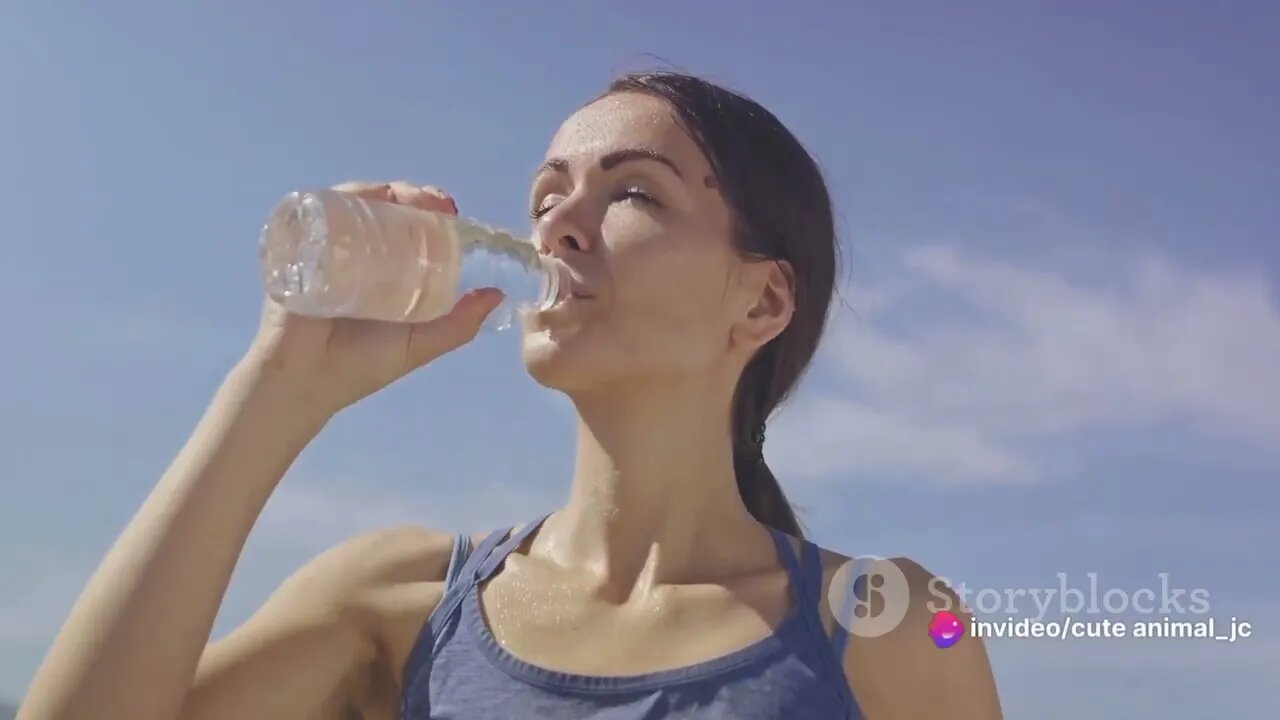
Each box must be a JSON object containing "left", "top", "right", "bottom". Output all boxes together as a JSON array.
[{"left": 535, "top": 148, "right": 685, "bottom": 182}]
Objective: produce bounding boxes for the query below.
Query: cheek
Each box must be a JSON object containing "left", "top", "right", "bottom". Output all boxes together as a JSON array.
[
  {"left": 522, "top": 214, "right": 740, "bottom": 386},
  {"left": 605, "top": 242, "right": 732, "bottom": 356}
]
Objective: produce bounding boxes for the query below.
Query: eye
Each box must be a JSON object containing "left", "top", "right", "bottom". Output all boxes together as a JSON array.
[
  {"left": 617, "top": 187, "right": 658, "bottom": 206},
  {"left": 533, "top": 188, "right": 657, "bottom": 220},
  {"left": 530, "top": 197, "right": 559, "bottom": 221}
]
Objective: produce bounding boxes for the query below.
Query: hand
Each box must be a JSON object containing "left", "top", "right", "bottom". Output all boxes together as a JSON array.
[{"left": 241, "top": 181, "right": 504, "bottom": 417}]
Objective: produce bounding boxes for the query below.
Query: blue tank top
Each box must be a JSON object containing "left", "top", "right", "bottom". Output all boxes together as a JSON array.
[{"left": 399, "top": 514, "right": 865, "bottom": 719}]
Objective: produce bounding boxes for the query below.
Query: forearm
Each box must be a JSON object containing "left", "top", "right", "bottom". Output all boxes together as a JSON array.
[{"left": 20, "top": 361, "right": 330, "bottom": 720}]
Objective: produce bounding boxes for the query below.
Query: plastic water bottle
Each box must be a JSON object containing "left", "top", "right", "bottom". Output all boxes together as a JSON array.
[{"left": 258, "top": 188, "right": 565, "bottom": 330}]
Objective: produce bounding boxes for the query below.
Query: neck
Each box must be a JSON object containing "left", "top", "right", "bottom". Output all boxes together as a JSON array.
[{"left": 540, "top": 375, "right": 769, "bottom": 601}]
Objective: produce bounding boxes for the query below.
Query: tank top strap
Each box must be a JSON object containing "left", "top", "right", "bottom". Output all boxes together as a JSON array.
[
  {"left": 443, "top": 531, "right": 473, "bottom": 591},
  {"left": 401, "top": 523, "right": 525, "bottom": 695},
  {"left": 828, "top": 557, "right": 864, "bottom": 662},
  {"left": 794, "top": 538, "right": 864, "bottom": 716},
  {"left": 798, "top": 538, "right": 824, "bottom": 604},
  {"left": 765, "top": 526, "right": 806, "bottom": 607},
  {"left": 464, "top": 526, "right": 513, "bottom": 582},
  {"left": 768, "top": 528, "right": 825, "bottom": 600},
  {"left": 474, "top": 512, "right": 553, "bottom": 583}
]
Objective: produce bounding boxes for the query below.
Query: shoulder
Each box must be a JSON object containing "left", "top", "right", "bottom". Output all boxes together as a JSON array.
[
  {"left": 304, "top": 526, "right": 493, "bottom": 676},
  {"left": 193, "top": 526, "right": 485, "bottom": 717},
  {"left": 330, "top": 524, "right": 500, "bottom": 602},
  {"left": 273, "top": 524, "right": 494, "bottom": 638},
  {"left": 285, "top": 525, "right": 464, "bottom": 603},
  {"left": 809, "top": 546, "right": 1003, "bottom": 719}
]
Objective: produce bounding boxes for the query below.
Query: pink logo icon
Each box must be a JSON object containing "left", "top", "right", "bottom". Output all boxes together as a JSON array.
[{"left": 928, "top": 610, "right": 965, "bottom": 649}]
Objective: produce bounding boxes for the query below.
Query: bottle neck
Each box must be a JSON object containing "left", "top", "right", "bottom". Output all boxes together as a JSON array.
[
  {"left": 536, "top": 255, "right": 566, "bottom": 311},
  {"left": 453, "top": 215, "right": 562, "bottom": 311},
  {"left": 454, "top": 217, "right": 534, "bottom": 262}
]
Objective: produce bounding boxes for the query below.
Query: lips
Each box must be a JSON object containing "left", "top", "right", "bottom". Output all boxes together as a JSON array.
[
  {"left": 540, "top": 258, "right": 593, "bottom": 311},
  {"left": 556, "top": 278, "right": 593, "bottom": 303}
]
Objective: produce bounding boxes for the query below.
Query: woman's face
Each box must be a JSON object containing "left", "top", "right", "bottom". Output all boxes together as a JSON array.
[{"left": 520, "top": 93, "right": 762, "bottom": 393}]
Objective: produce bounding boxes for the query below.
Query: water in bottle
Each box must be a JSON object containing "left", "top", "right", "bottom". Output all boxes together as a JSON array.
[{"left": 258, "top": 188, "right": 565, "bottom": 329}]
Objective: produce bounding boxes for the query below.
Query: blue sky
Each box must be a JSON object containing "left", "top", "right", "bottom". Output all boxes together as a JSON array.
[{"left": 2, "top": 2, "right": 1276, "bottom": 716}]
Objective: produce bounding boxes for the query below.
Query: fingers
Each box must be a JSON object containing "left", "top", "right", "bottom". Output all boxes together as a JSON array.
[
  {"left": 391, "top": 181, "right": 458, "bottom": 216},
  {"left": 405, "top": 288, "right": 504, "bottom": 367},
  {"left": 331, "top": 180, "right": 458, "bottom": 216}
]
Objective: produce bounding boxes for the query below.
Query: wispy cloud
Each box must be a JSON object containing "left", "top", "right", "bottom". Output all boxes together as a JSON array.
[
  {"left": 256, "top": 469, "right": 555, "bottom": 550},
  {"left": 769, "top": 398, "right": 1034, "bottom": 484},
  {"left": 772, "top": 245, "right": 1280, "bottom": 484}
]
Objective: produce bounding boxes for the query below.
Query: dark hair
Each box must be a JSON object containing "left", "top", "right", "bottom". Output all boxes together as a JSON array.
[{"left": 601, "top": 71, "right": 838, "bottom": 538}]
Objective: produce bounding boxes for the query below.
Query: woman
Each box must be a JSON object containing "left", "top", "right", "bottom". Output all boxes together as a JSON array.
[{"left": 21, "top": 72, "right": 1000, "bottom": 719}]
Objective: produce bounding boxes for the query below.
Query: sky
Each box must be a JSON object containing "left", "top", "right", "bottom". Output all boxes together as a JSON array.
[{"left": 1, "top": 1, "right": 1277, "bottom": 717}]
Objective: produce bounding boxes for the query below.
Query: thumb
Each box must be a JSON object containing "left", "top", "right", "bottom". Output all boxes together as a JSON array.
[{"left": 406, "top": 288, "right": 505, "bottom": 366}]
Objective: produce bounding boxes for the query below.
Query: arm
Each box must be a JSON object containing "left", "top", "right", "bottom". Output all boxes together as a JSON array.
[
  {"left": 20, "top": 361, "right": 460, "bottom": 720},
  {"left": 843, "top": 558, "right": 1003, "bottom": 720},
  {"left": 19, "top": 363, "right": 334, "bottom": 720},
  {"left": 18, "top": 181, "right": 496, "bottom": 720},
  {"left": 181, "top": 526, "right": 457, "bottom": 720}
]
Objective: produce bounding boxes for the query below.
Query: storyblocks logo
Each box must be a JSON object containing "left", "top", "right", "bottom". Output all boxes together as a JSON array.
[{"left": 828, "top": 560, "right": 1253, "bottom": 647}]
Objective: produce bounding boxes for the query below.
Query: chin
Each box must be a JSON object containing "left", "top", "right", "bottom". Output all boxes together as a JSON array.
[{"left": 520, "top": 324, "right": 598, "bottom": 391}]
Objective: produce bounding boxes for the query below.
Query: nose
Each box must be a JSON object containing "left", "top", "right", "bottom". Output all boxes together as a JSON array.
[
  {"left": 534, "top": 202, "right": 595, "bottom": 258},
  {"left": 541, "top": 233, "right": 583, "bottom": 257}
]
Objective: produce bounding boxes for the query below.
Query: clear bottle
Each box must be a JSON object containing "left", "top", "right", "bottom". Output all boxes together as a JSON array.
[{"left": 258, "top": 188, "right": 564, "bottom": 329}]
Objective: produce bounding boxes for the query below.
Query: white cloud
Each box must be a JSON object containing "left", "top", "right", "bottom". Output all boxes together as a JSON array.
[
  {"left": 768, "top": 398, "right": 1034, "bottom": 485},
  {"left": 773, "top": 245, "right": 1280, "bottom": 484}
]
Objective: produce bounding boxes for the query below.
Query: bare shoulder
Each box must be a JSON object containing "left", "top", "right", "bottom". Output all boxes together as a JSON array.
[
  {"left": 311, "top": 524, "right": 487, "bottom": 642},
  {"left": 807, "top": 545, "right": 1003, "bottom": 719},
  {"left": 187, "top": 525, "right": 473, "bottom": 720},
  {"left": 296, "top": 525, "right": 496, "bottom": 712},
  {"left": 215, "top": 524, "right": 471, "bottom": 650},
  {"left": 311, "top": 525, "right": 464, "bottom": 590},
  {"left": 267, "top": 525, "right": 459, "bottom": 614}
]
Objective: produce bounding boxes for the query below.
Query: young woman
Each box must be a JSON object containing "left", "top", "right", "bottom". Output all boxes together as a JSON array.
[{"left": 21, "top": 72, "right": 1001, "bottom": 719}]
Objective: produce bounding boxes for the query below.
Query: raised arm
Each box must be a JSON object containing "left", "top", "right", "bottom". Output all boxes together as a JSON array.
[
  {"left": 19, "top": 363, "right": 333, "bottom": 720},
  {"left": 18, "top": 182, "right": 501, "bottom": 720}
]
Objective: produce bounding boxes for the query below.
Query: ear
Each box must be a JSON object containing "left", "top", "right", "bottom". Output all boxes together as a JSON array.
[{"left": 732, "top": 259, "right": 795, "bottom": 351}]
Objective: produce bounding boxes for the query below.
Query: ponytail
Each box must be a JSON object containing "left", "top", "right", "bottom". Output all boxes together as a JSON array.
[
  {"left": 732, "top": 349, "right": 804, "bottom": 538},
  {"left": 734, "top": 448, "right": 803, "bottom": 538}
]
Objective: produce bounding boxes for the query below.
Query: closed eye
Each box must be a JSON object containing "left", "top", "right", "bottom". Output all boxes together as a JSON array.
[
  {"left": 530, "top": 194, "right": 560, "bottom": 220},
  {"left": 617, "top": 187, "right": 658, "bottom": 206},
  {"left": 531, "top": 188, "right": 658, "bottom": 221}
]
